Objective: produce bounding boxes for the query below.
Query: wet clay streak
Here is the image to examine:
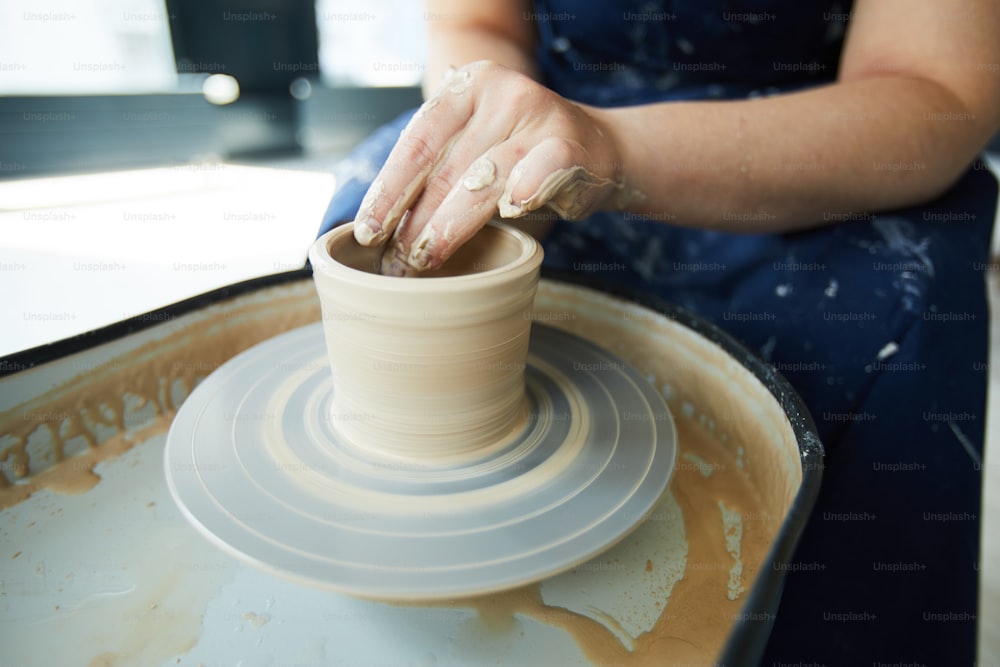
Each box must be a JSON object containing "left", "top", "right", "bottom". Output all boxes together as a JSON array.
[
  {"left": 0, "top": 281, "right": 321, "bottom": 508},
  {"left": 410, "top": 414, "right": 771, "bottom": 665}
]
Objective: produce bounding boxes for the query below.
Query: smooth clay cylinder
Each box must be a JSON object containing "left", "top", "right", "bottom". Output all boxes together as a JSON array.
[{"left": 308, "top": 221, "right": 544, "bottom": 462}]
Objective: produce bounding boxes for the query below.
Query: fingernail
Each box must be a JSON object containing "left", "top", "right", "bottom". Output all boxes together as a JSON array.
[
  {"left": 407, "top": 226, "right": 437, "bottom": 270},
  {"left": 498, "top": 164, "right": 525, "bottom": 218},
  {"left": 498, "top": 199, "right": 523, "bottom": 219},
  {"left": 354, "top": 180, "right": 385, "bottom": 245},
  {"left": 354, "top": 218, "right": 385, "bottom": 246}
]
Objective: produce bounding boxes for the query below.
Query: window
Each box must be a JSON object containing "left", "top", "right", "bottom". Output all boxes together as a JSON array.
[
  {"left": 316, "top": 0, "right": 427, "bottom": 87},
  {"left": 0, "top": 0, "right": 428, "bottom": 355},
  {"left": 0, "top": 0, "right": 428, "bottom": 176},
  {"left": 0, "top": 0, "right": 177, "bottom": 95}
]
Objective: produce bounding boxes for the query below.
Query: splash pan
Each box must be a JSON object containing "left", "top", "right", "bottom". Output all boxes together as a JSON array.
[{"left": 0, "top": 271, "right": 822, "bottom": 666}]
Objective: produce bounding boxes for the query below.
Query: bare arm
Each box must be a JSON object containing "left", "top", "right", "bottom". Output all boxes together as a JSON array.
[
  {"left": 598, "top": 0, "right": 1000, "bottom": 230},
  {"left": 355, "top": 0, "right": 1000, "bottom": 271}
]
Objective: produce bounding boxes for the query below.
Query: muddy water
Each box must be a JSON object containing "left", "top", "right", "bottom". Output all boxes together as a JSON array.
[{"left": 416, "top": 412, "right": 774, "bottom": 666}]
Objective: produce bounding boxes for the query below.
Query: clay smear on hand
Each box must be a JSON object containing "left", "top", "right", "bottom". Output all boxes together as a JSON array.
[
  {"left": 355, "top": 129, "right": 461, "bottom": 249},
  {"left": 408, "top": 94, "right": 440, "bottom": 125},
  {"left": 462, "top": 156, "right": 497, "bottom": 192},
  {"left": 355, "top": 180, "right": 386, "bottom": 245},
  {"left": 499, "top": 165, "right": 619, "bottom": 220},
  {"left": 381, "top": 154, "right": 497, "bottom": 275},
  {"left": 442, "top": 66, "right": 473, "bottom": 95}
]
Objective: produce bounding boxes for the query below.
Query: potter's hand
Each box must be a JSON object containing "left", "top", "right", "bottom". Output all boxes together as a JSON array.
[{"left": 352, "top": 61, "right": 626, "bottom": 275}]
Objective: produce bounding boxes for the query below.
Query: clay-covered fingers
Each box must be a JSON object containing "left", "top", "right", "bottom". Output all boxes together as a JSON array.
[
  {"left": 498, "top": 136, "right": 622, "bottom": 221},
  {"left": 353, "top": 70, "right": 478, "bottom": 247},
  {"left": 352, "top": 60, "right": 627, "bottom": 275},
  {"left": 379, "top": 147, "right": 522, "bottom": 276}
]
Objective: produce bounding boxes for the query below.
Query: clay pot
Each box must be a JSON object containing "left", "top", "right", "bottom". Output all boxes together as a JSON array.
[{"left": 308, "top": 221, "right": 544, "bottom": 462}]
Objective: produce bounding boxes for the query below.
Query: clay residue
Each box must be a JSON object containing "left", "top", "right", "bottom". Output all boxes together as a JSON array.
[
  {"left": 718, "top": 500, "right": 746, "bottom": 601},
  {"left": 533, "top": 281, "right": 803, "bottom": 519},
  {"left": 3, "top": 419, "right": 172, "bottom": 507},
  {"left": 499, "top": 165, "right": 620, "bottom": 220},
  {"left": 462, "top": 156, "right": 497, "bottom": 192},
  {"left": 0, "top": 281, "right": 321, "bottom": 509},
  {"left": 681, "top": 451, "right": 716, "bottom": 478},
  {"left": 523, "top": 280, "right": 802, "bottom": 663},
  {"left": 443, "top": 66, "right": 473, "bottom": 95},
  {"left": 3, "top": 433, "right": 239, "bottom": 667},
  {"left": 407, "top": 414, "right": 772, "bottom": 665},
  {"left": 75, "top": 516, "right": 216, "bottom": 667},
  {"left": 2, "top": 276, "right": 804, "bottom": 665},
  {"left": 356, "top": 179, "right": 384, "bottom": 226}
]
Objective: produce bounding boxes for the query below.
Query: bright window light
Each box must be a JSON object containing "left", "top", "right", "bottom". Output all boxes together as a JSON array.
[
  {"left": 0, "top": 0, "right": 177, "bottom": 94},
  {"left": 316, "top": 0, "right": 427, "bottom": 87}
]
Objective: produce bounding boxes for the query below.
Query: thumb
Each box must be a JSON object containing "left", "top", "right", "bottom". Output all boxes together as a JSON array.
[{"left": 498, "top": 137, "right": 620, "bottom": 220}]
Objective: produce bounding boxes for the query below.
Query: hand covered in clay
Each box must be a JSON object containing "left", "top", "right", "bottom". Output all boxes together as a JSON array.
[{"left": 352, "top": 61, "right": 628, "bottom": 275}]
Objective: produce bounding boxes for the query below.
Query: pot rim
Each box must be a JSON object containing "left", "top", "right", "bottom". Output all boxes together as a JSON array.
[{"left": 309, "top": 221, "right": 544, "bottom": 293}]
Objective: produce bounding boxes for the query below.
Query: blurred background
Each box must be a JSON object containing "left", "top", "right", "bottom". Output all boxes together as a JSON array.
[
  {"left": 0, "top": 0, "right": 427, "bottom": 353},
  {"left": 1, "top": 0, "right": 427, "bottom": 173}
]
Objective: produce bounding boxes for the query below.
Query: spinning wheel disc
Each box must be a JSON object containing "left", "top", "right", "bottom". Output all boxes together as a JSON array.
[{"left": 165, "top": 323, "right": 676, "bottom": 600}]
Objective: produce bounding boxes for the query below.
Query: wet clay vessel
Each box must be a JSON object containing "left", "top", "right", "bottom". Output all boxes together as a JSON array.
[
  {"left": 163, "top": 222, "right": 677, "bottom": 599},
  {"left": 308, "top": 221, "right": 543, "bottom": 462}
]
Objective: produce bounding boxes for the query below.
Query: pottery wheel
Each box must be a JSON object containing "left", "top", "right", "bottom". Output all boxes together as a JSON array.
[{"left": 165, "top": 322, "right": 677, "bottom": 600}]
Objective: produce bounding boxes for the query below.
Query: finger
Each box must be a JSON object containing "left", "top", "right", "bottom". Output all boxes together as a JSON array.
[
  {"left": 353, "top": 67, "right": 480, "bottom": 247},
  {"left": 380, "top": 107, "right": 522, "bottom": 261},
  {"left": 379, "top": 145, "right": 521, "bottom": 275},
  {"left": 498, "top": 137, "right": 620, "bottom": 221}
]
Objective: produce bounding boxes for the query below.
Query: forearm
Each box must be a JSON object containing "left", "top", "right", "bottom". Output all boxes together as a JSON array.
[{"left": 596, "top": 76, "right": 997, "bottom": 232}]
